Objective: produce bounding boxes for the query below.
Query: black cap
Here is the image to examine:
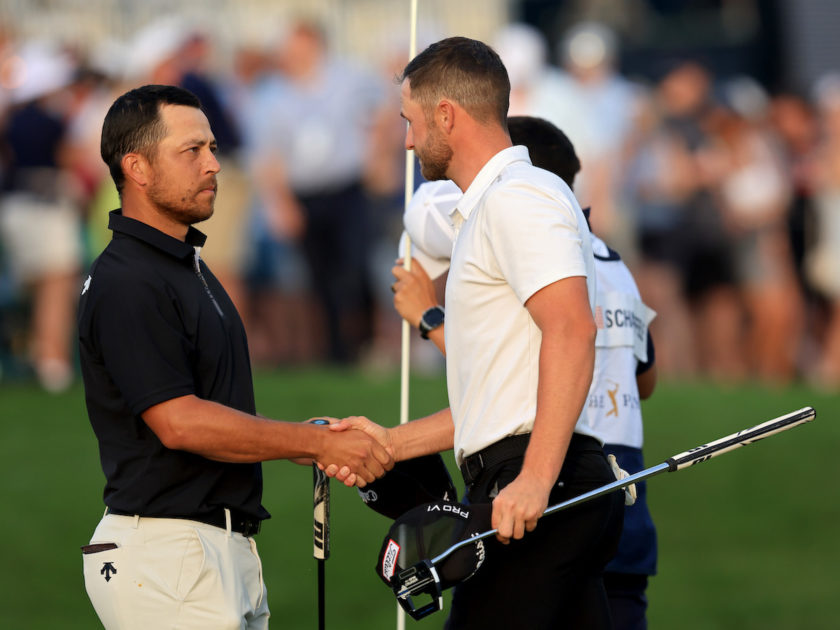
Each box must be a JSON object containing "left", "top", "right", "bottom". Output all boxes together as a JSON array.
[
  {"left": 375, "top": 500, "right": 492, "bottom": 619},
  {"left": 357, "top": 454, "right": 458, "bottom": 520}
]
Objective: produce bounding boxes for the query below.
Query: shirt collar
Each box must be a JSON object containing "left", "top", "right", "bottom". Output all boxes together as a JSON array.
[
  {"left": 108, "top": 209, "right": 207, "bottom": 261},
  {"left": 449, "top": 145, "right": 532, "bottom": 224}
]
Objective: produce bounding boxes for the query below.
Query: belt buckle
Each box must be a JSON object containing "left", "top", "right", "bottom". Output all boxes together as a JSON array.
[{"left": 242, "top": 519, "right": 260, "bottom": 537}]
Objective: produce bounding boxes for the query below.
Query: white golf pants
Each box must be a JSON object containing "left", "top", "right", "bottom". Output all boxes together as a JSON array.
[{"left": 83, "top": 512, "right": 269, "bottom": 629}]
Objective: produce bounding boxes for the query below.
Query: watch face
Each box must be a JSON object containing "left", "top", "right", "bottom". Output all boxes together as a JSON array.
[
  {"left": 420, "top": 306, "right": 445, "bottom": 337},
  {"left": 423, "top": 307, "right": 445, "bottom": 329}
]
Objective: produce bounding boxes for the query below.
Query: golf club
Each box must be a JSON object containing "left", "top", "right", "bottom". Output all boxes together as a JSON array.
[
  {"left": 392, "top": 406, "right": 816, "bottom": 619},
  {"left": 311, "top": 419, "right": 331, "bottom": 630}
]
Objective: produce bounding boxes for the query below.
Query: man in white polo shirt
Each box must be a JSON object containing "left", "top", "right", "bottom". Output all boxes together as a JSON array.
[
  {"left": 331, "top": 37, "right": 623, "bottom": 629},
  {"left": 393, "top": 115, "right": 660, "bottom": 629}
]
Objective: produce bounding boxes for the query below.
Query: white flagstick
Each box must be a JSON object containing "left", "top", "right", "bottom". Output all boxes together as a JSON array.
[{"left": 397, "top": 2, "right": 419, "bottom": 629}]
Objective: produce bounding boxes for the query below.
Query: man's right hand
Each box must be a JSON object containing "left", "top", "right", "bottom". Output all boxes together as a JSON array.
[
  {"left": 314, "top": 420, "right": 393, "bottom": 488},
  {"left": 323, "top": 416, "right": 393, "bottom": 486}
]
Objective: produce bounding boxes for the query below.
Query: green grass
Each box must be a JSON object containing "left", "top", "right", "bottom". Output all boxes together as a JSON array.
[{"left": 0, "top": 369, "right": 837, "bottom": 629}]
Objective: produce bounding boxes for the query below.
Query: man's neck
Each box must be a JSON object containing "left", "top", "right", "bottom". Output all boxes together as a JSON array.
[
  {"left": 449, "top": 131, "right": 513, "bottom": 192},
  {"left": 121, "top": 195, "right": 189, "bottom": 241}
]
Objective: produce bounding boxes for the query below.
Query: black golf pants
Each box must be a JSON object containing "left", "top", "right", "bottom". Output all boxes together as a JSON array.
[{"left": 445, "top": 435, "right": 624, "bottom": 630}]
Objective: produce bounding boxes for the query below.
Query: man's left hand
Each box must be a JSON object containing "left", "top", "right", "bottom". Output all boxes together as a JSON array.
[{"left": 490, "top": 470, "right": 552, "bottom": 544}]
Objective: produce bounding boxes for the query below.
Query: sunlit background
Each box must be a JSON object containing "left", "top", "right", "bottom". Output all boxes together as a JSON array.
[
  {"left": 0, "top": 1, "right": 838, "bottom": 629},
  {"left": 1, "top": 0, "right": 839, "bottom": 390}
]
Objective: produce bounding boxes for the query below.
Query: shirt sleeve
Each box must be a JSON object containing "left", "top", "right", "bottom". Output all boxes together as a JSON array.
[
  {"left": 484, "top": 183, "right": 588, "bottom": 304},
  {"left": 86, "top": 274, "right": 196, "bottom": 416}
]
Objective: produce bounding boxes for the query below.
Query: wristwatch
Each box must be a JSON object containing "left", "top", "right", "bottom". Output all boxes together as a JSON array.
[{"left": 419, "top": 305, "right": 445, "bottom": 339}]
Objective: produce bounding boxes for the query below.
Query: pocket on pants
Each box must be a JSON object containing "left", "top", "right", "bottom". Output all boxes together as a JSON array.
[
  {"left": 82, "top": 541, "right": 121, "bottom": 583},
  {"left": 140, "top": 525, "right": 207, "bottom": 600},
  {"left": 83, "top": 541, "right": 124, "bottom": 629},
  {"left": 174, "top": 528, "right": 207, "bottom": 600}
]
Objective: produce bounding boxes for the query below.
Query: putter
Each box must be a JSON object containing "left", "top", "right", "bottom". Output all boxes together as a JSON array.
[
  {"left": 392, "top": 406, "right": 816, "bottom": 619},
  {"left": 311, "top": 419, "right": 331, "bottom": 630}
]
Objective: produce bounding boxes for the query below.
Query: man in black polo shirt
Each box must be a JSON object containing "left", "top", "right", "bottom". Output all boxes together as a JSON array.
[{"left": 78, "top": 84, "right": 392, "bottom": 629}]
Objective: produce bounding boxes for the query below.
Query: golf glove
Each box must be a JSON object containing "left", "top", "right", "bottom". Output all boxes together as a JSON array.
[{"left": 607, "top": 454, "right": 637, "bottom": 506}]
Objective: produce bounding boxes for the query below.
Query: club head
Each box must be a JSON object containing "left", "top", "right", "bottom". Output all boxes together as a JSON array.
[{"left": 392, "top": 559, "right": 443, "bottom": 620}]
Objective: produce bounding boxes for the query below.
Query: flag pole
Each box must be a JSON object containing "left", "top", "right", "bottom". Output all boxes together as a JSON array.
[{"left": 397, "top": 1, "right": 418, "bottom": 629}]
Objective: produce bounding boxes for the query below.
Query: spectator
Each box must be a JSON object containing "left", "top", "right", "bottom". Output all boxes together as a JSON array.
[
  {"left": 236, "top": 34, "right": 323, "bottom": 366},
  {"left": 770, "top": 93, "right": 821, "bottom": 294},
  {"left": 806, "top": 74, "right": 840, "bottom": 388},
  {"left": 493, "top": 21, "right": 644, "bottom": 254},
  {"left": 0, "top": 40, "right": 81, "bottom": 392},
  {"left": 249, "top": 19, "right": 385, "bottom": 364},
  {"left": 491, "top": 23, "right": 568, "bottom": 128},
  {"left": 703, "top": 78, "right": 803, "bottom": 383},
  {"left": 358, "top": 38, "right": 418, "bottom": 370},
  {"left": 769, "top": 92, "right": 823, "bottom": 376},
  {"left": 631, "top": 60, "right": 744, "bottom": 382},
  {"left": 624, "top": 64, "right": 701, "bottom": 379},
  {"left": 553, "top": 21, "right": 644, "bottom": 255}
]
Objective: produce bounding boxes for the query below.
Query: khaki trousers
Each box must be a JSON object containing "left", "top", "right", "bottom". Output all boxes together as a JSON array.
[{"left": 83, "top": 512, "right": 269, "bottom": 629}]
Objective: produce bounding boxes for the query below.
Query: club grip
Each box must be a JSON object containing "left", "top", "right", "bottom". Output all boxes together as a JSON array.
[
  {"left": 313, "top": 465, "right": 330, "bottom": 560},
  {"left": 310, "top": 419, "right": 331, "bottom": 561},
  {"left": 666, "top": 406, "right": 815, "bottom": 472}
]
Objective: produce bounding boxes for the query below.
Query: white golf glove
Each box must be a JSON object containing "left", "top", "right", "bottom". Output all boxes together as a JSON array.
[{"left": 608, "top": 454, "right": 637, "bottom": 506}]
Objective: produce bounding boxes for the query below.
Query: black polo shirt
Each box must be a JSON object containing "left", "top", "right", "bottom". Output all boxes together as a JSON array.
[{"left": 78, "top": 210, "right": 269, "bottom": 522}]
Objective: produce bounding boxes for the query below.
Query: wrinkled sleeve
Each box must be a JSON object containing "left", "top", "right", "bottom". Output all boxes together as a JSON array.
[{"left": 484, "top": 184, "right": 588, "bottom": 304}]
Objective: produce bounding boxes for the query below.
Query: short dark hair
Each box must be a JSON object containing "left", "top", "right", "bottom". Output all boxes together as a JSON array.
[
  {"left": 399, "top": 36, "right": 510, "bottom": 127},
  {"left": 507, "top": 116, "right": 581, "bottom": 188},
  {"left": 100, "top": 84, "right": 202, "bottom": 195}
]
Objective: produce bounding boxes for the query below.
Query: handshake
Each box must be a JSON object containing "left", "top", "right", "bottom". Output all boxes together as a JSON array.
[{"left": 306, "top": 416, "right": 393, "bottom": 488}]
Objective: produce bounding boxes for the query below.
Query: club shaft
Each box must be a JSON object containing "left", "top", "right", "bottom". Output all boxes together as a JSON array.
[
  {"left": 431, "top": 406, "right": 815, "bottom": 565},
  {"left": 429, "top": 463, "right": 670, "bottom": 564},
  {"left": 318, "top": 559, "right": 325, "bottom": 630},
  {"left": 310, "top": 442, "right": 330, "bottom": 630}
]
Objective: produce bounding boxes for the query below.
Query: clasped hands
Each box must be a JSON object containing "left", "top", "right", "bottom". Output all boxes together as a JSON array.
[{"left": 306, "top": 416, "right": 393, "bottom": 487}]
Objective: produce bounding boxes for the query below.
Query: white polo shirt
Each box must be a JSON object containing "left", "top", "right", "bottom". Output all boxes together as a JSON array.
[
  {"left": 401, "top": 175, "right": 658, "bottom": 458},
  {"left": 443, "top": 146, "right": 596, "bottom": 464}
]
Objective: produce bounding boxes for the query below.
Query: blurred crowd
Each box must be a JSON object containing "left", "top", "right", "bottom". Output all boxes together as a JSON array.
[{"left": 1, "top": 18, "right": 839, "bottom": 392}]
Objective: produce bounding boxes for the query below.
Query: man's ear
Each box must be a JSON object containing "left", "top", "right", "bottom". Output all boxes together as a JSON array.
[
  {"left": 436, "top": 100, "right": 455, "bottom": 134},
  {"left": 121, "top": 153, "right": 150, "bottom": 189}
]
